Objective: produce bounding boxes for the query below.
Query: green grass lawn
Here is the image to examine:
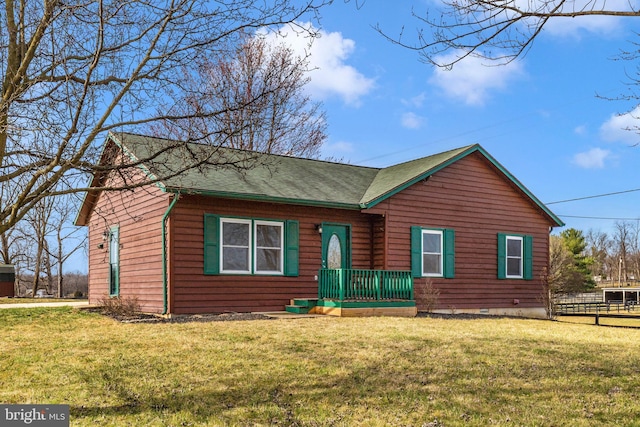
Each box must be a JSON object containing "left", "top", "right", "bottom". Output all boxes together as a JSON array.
[{"left": 2, "top": 308, "right": 640, "bottom": 426}]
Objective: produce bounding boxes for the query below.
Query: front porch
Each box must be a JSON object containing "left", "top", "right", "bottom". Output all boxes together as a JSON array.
[{"left": 286, "top": 268, "right": 417, "bottom": 317}]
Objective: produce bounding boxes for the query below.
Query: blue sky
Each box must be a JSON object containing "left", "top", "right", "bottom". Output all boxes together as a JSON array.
[
  {"left": 269, "top": 1, "right": 640, "bottom": 239},
  {"left": 68, "top": 2, "right": 640, "bottom": 273}
]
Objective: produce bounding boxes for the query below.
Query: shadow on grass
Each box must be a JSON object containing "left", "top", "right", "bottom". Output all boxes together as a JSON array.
[{"left": 69, "top": 358, "right": 446, "bottom": 425}]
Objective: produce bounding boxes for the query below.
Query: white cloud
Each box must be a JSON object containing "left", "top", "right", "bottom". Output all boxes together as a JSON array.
[
  {"left": 545, "top": 15, "right": 621, "bottom": 37},
  {"left": 401, "top": 92, "right": 427, "bottom": 108},
  {"left": 429, "top": 51, "right": 524, "bottom": 106},
  {"left": 572, "top": 148, "right": 611, "bottom": 169},
  {"left": 504, "top": 0, "right": 634, "bottom": 38},
  {"left": 401, "top": 112, "right": 425, "bottom": 130},
  {"left": 261, "top": 23, "right": 375, "bottom": 105},
  {"left": 574, "top": 125, "right": 587, "bottom": 136},
  {"left": 542, "top": 0, "right": 634, "bottom": 37},
  {"left": 600, "top": 107, "right": 640, "bottom": 144}
]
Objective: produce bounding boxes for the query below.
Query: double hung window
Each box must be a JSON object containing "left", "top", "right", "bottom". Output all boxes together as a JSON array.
[
  {"left": 204, "top": 215, "right": 298, "bottom": 276},
  {"left": 410, "top": 226, "right": 455, "bottom": 278},
  {"left": 498, "top": 233, "right": 533, "bottom": 280}
]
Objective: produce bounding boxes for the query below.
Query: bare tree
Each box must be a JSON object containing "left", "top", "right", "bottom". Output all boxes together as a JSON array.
[
  {"left": 585, "top": 228, "right": 611, "bottom": 281},
  {"left": 377, "top": 0, "right": 640, "bottom": 67},
  {"left": 150, "top": 33, "right": 327, "bottom": 158},
  {"left": 0, "top": 0, "right": 330, "bottom": 236},
  {"left": 627, "top": 221, "right": 640, "bottom": 282},
  {"left": 23, "top": 196, "right": 55, "bottom": 296},
  {"left": 613, "top": 220, "right": 633, "bottom": 284},
  {"left": 47, "top": 194, "right": 87, "bottom": 298}
]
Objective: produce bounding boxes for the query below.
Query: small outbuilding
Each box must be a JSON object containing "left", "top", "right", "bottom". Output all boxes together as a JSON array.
[
  {"left": 75, "top": 132, "right": 564, "bottom": 317},
  {"left": 0, "top": 264, "right": 15, "bottom": 297}
]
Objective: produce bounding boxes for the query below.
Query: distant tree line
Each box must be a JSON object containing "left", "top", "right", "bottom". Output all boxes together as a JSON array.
[
  {"left": 0, "top": 192, "right": 86, "bottom": 298},
  {"left": 549, "top": 221, "right": 640, "bottom": 296}
]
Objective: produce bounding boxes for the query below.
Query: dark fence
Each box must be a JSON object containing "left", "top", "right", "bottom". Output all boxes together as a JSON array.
[{"left": 555, "top": 301, "right": 640, "bottom": 328}]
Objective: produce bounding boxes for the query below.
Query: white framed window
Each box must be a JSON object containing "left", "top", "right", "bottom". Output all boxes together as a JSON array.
[
  {"left": 422, "top": 229, "right": 443, "bottom": 277},
  {"left": 219, "top": 218, "right": 285, "bottom": 275},
  {"left": 205, "top": 214, "right": 298, "bottom": 276},
  {"left": 254, "top": 220, "right": 284, "bottom": 274},
  {"left": 505, "top": 235, "right": 523, "bottom": 279},
  {"left": 221, "top": 218, "right": 252, "bottom": 274}
]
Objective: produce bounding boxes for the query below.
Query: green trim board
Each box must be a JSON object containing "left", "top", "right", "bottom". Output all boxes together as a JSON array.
[
  {"left": 318, "top": 300, "right": 416, "bottom": 308},
  {"left": 166, "top": 188, "right": 363, "bottom": 211}
]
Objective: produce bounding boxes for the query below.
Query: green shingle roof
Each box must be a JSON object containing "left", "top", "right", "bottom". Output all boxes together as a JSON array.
[{"left": 108, "top": 132, "right": 563, "bottom": 226}]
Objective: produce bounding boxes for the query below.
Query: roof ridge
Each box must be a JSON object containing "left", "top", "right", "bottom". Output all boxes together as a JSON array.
[
  {"left": 380, "top": 143, "right": 478, "bottom": 169},
  {"left": 113, "top": 131, "right": 380, "bottom": 171}
]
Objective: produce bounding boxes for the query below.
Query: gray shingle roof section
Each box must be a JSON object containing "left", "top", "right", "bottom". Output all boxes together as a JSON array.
[
  {"left": 110, "top": 132, "right": 563, "bottom": 226},
  {"left": 114, "top": 133, "right": 379, "bottom": 208}
]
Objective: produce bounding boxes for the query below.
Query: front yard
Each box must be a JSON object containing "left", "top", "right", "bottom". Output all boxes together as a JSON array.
[{"left": 1, "top": 307, "right": 639, "bottom": 426}]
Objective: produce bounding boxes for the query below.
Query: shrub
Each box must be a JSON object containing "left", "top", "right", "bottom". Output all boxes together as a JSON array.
[
  {"left": 97, "top": 295, "right": 141, "bottom": 318},
  {"left": 414, "top": 279, "right": 440, "bottom": 313}
]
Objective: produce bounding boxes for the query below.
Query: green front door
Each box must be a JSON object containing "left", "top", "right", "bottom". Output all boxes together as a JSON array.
[{"left": 321, "top": 223, "right": 351, "bottom": 269}]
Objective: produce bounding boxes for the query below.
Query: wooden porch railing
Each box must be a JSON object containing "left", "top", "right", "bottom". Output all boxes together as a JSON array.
[{"left": 318, "top": 268, "right": 414, "bottom": 301}]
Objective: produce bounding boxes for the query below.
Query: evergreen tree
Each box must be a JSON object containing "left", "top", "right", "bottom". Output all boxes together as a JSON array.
[{"left": 560, "top": 228, "right": 596, "bottom": 290}]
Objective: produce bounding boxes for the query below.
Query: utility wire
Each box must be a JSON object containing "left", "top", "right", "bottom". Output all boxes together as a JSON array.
[
  {"left": 558, "top": 214, "right": 640, "bottom": 221},
  {"left": 546, "top": 187, "right": 640, "bottom": 205}
]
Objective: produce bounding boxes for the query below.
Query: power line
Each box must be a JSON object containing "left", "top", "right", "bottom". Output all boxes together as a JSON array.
[
  {"left": 546, "top": 187, "right": 640, "bottom": 205},
  {"left": 558, "top": 214, "right": 640, "bottom": 221}
]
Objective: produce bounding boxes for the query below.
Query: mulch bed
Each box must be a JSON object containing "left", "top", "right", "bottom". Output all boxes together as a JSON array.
[
  {"left": 88, "top": 307, "right": 527, "bottom": 323},
  {"left": 86, "top": 308, "right": 274, "bottom": 323}
]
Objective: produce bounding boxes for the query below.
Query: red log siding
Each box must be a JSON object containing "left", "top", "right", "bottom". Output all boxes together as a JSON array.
[
  {"left": 168, "top": 196, "right": 374, "bottom": 314},
  {"left": 87, "top": 177, "right": 169, "bottom": 313},
  {"left": 371, "top": 215, "right": 387, "bottom": 270},
  {"left": 365, "top": 152, "right": 554, "bottom": 311},
  {"left": 86, "top": 149, "right": 555, "bottom": 315}
]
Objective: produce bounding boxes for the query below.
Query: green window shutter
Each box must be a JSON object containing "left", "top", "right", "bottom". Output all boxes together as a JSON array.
[
  {"left": 203, "top": 214, "right": 219, "bottom": 275},
  {"left": 497, "top": 233, "right": 506, "bottom": 279},
  {"left": 523, "top": 235, "right": 533, "bottom": 280},
  {"left": 410, "top": 226, "right": 422, "bottom": 278},
  {"left": 284, "top": 220, "right": 299, "bottom": 277},
  {"left": 443, "top": 229, "right": 455, "bottom": 278}
]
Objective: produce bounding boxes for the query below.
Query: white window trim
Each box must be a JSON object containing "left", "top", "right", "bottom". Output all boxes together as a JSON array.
[
  {"left": 505, "top": 235, "right": 523, "bottom": 279},
  {"left": 220, "top": 218, "right": 252, "bottom": 274},
  {"left": 253, "top": 220, "right": 284, "bottom": 275},
  {"left": 422, "top": 229, "right": 444, "bottom": 278}
]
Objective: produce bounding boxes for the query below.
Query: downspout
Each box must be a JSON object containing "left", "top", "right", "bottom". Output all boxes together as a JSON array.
[{"left": 162, "top": 193, "right": 180, "bottom": 315}]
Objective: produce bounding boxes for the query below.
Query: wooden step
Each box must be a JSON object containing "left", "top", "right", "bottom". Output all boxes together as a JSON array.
[
  {"left": 285, "top": 305, "right": 310, "bottom": 314},
  {"left": 290, "top": 298, "right": 319, "bottom": 308}
]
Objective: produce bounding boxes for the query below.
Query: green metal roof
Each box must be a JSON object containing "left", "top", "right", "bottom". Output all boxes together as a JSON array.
[{"left": 108, "top": 132, "right": 563, "bottom": 226}]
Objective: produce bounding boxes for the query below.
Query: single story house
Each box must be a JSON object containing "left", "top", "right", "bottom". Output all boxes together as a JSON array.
[{"left": 75, "top": 132, "right": 564, "bottom": 317}]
